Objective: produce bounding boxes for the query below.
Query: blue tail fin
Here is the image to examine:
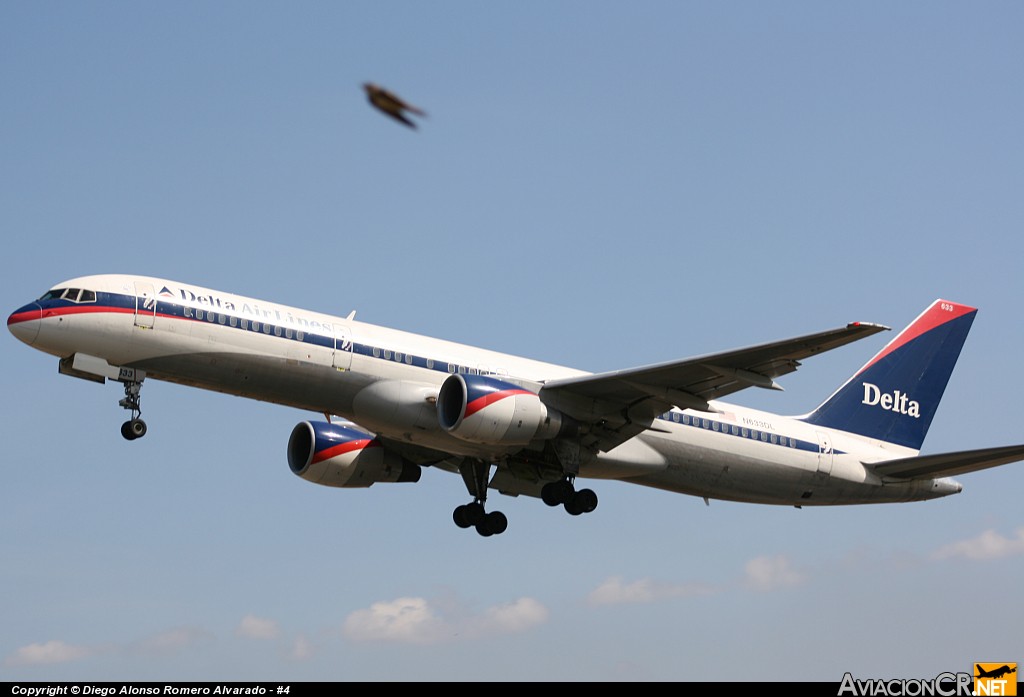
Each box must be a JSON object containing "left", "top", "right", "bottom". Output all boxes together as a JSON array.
[{"left": 801, "top": 300, "right": 977, "bottom": 451}]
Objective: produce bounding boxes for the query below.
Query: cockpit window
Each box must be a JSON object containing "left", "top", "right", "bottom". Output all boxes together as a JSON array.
[
  {"left": 37, "top": 288, "right": 96, "bottom": 303},
  {"left": 39, "top": 288, "right": 67, "bottom": 301}
]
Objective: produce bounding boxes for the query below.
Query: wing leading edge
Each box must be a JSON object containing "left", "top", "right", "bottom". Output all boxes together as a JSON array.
[{"left": 539, "top": 321, "right": 889, "bottom": 453}]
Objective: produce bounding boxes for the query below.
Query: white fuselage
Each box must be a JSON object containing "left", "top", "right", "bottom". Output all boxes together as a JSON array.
[{"left": 9, "top": 274, "right": 960, "bottom": 506}]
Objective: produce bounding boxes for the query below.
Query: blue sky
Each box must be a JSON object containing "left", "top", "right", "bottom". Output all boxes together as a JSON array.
[{"left": 2, "top": 2, "right": 1022, "bottom": 681}]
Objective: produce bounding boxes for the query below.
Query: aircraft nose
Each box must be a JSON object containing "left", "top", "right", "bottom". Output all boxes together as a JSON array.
[{"left": 8, "top": 302, "right": 42, "bottom": 346}]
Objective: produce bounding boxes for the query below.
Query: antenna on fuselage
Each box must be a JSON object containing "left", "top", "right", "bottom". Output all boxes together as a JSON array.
[{"left": 346, "top": 310, "right": 356, "bottom": 321}]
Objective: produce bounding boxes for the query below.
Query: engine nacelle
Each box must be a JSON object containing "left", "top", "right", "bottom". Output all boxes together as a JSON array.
[
  {"left": 287, "top": 421, "right": 421, "bottom": 488},
  {"left": 437, "top": 374, "right": 569, "bottom": 446}
]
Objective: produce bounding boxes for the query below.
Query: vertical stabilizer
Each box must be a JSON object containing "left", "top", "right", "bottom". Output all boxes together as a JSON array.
[{"left": 801, "top": 300, "right": 977, "bottom": 451}]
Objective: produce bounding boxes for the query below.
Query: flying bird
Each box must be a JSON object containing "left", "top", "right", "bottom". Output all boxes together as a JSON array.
[{"left": 362, "top": 82, "right": 426, "bottom": 129}]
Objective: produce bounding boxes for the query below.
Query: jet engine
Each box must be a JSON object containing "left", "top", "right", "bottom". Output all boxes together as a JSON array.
[
  {"left": 437, "top": 374, "right": 572, "bottom": 446},
  {"left": 287, "top": 421, "right": 421, "bottom": 488}
]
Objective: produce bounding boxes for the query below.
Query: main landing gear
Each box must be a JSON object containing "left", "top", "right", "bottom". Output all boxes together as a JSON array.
[
  {"left": 453, "top": 461, "right": 508, "bottom": 537},
  {"left": 542, "top": 477, "right": 598, "bottom": 516},
  {"left": 118, "top": 375, "right": 147, "bottom": 441}
]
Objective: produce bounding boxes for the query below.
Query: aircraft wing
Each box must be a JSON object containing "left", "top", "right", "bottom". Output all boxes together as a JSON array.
[
  {"left": 868, "top": 444, "right": 1024, "bottom": 479},
  {"left": 539, "top": 321, "right": 889, "bottom": 453}
]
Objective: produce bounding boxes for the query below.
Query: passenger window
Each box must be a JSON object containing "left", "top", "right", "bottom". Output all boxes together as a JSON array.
[
  {"left": 263, "top": 323, "right": 272, "bottom": 334},
  {"left": 229, "top": 316, "right": 237, "bottom": 327},
  {"left": 384, "top": 350, "right": 392, "bottom": 360},
  {"left": 426, "top": 359, "right": 434, "bottom": 369},
  {"left": 285, "top": 328, "right": 293, "bottom": 339},
  {"left": 372, "top": 347, "right": 380, "bottom": 358},
  {"left": 682, "top": 414, "right": 689, "bottom": 425},
  {"left": 395, "top": 352, "right": 403, "bottom": 362},
  {"left": 741, "top": 428, "right": 749, "bottom": 438},
  {"left": 405, "top": 354, "right": 413, "bottom": 365},
  {"left": 251, "top": 321, "right": 259, "bottom": 332},
  {"left": 218, "top": 314, "right": 227, "bottom": 325},
  {"left": 712, "top": 421, "right": 720, "bottom": 431},
  {"left": 196, "top": 309, "right": 204, "bottom": 321},
  {"left": 274, "top": 326, "right": 282, "bottom": 337}
]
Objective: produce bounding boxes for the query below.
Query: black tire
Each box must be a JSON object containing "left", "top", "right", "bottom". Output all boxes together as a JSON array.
[
  {"left": 541, "top": 481, "right": 563, "bottom": 506},
  {"left": 576, "top": 488, "right": 598, "bottom": 514},
  {"left": 475, "top": 521, "right": 494, "bottom": 537},
  {"left": 543, "top": 479, "right": 574, "bottom": 506},
  {"left": 129, "top": 419, "right": 147, "bottom": 439},
  {"left": 121, "top": 421, "right": 137, "bottom": 441},
  {"left": 463, "top": 501, "right": 485, "bottom": 526},
  {"left": 453, "top": 505, "right": 473, "bottom": 529},
  {"left": 564, "top": 494, "right": 585, "bottom": 516},
  {"left": 485, "top": 511, "right": 508, "bottom": 535}
]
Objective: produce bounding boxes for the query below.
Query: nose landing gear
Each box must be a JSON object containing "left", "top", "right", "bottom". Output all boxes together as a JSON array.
[{"left": 117, "top": 373, "right": 147, "bottom": 441}]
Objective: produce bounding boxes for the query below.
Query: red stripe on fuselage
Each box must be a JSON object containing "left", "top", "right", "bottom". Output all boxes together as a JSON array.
[
  {"left": 857, "top": 300, "right": 976, "bottom": 375},
  {"left": 464, "top": 388, "right": 532, "bottom": 418},
  {"left": 8, "top": 310, "right": 40, "bottom": 326},
  {"left": 312, "top": 439, "right": 378, "bottom": 463}
]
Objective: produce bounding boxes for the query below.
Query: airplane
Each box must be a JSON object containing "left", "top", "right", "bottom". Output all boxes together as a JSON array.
[
  {"left": 8, "top": 275, "right": 1024, "bottom": 537},
  {"left": 975, "top": 665, "right": 1017, "bottom": 680}
]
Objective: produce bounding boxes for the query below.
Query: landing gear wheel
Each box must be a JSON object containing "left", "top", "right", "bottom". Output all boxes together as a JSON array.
[
  {"left": 542, "top": 479, "right": 574, "bottom": 506},
  {"left": 453, "top": 501, "right": 485, "bottom": 529},
  {"left": 117, "top": 373, "right": 147, "bottom": 441},
  {"left": 564, "top": 488, "right": 598, "bottom": 516},
  {"left": 454, "top": 460, "right": 509, "bottom": 537},
  {"left": 121, "top": 418, "right": 147, "bottom": 441},
  {"left": 575, "top": 488, "right": 598, "bottom": 513},
  {"left": 453, "top": 505, "right": 473, "bottom": 529},
  {"left": 475, "top": 511, "right": 508, "bottom": 537},
  {"left": 485, "top": 511, "right": 508, "bottom": 535}
]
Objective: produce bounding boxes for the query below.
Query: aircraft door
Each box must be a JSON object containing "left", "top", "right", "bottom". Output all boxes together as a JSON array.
[
  {"left": 332, "top": 324, "right": 353, "bottom": 371},
  {"left": 816, "top": 432, "right": 834, "bottom": 476},
  {"left": 134, "top": 282, "right": 157, "bottom": 329}
]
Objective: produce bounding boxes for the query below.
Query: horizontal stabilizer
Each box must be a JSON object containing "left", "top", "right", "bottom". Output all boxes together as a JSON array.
[{"left": 868, "top": 444, "right": 1024, "bottom": 479}]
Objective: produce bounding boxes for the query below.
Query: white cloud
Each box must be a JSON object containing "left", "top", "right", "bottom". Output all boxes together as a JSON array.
[
  {"left": 473, "top": 597, "right": 548, "bottom": 633},
  {"left": 288, "top": 634, "right": 314, "bottom": 661},
  {"left": 236, "top": 614, "right": 280, "bottom": 640},
  {"left": 5, "top": 640, "right": 92, "bottom": 666},
  {"left": 587, "top": 576, "right": 717, "bottom": 606},
  {"left": 932, "top": 528, "right": 1024, "bottom": 561},
  {"left": 343, "top": 597, "right": 447, "bottom": 644},
  {"left": 743, "top": 555, "right": 805, "bottom": 591},
  {"left": 343, "top": 595, "right": 549, "bottom": 645}
]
